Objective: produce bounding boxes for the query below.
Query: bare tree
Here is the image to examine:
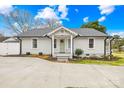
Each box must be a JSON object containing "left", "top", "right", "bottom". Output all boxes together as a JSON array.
[
  {"left": 0, "top": 9, "right": 62, "bottom": 35},
  {"left": 0, "top": 9, "right": 42, "bottom": 35},
  {"left": 45, "top": 19, "right": 62, "bottom": 29},
  {"left": 34, "top": 18, "right": 62, "bottom": 30}
]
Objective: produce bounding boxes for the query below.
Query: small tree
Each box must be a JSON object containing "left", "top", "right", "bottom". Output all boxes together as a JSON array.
[
  {"left": 81, "top": 21, "right": 106, "bottom": 33},
  {"left": 75, "top": 49, "right": 83, "bottom": 58},
  {"left": 112, "top": 35, "right": 124, "bottom": 52}
]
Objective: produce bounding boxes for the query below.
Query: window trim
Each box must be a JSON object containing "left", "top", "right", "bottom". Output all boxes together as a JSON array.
[
  {"left": 32, "top": 38, "right": 38, "bottom": 49},
  {"left": 88, "top": 38, "right": 95, "bottom": 49}
]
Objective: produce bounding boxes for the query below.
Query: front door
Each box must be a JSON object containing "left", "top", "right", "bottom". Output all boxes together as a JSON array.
[{"left": 60, "top": 39, "right": 65, "bottom": 53}]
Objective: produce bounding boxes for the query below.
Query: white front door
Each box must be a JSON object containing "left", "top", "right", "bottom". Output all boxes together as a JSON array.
[{"left": 60, "top": 39, "right": 65, "bottom": 53}]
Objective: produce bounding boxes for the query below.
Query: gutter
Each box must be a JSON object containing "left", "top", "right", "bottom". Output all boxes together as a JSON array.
[
  {"left": 104, "top": 36, "right": 109, "bottom": 57},
  {"left": 17, "top": 37, "right": 22, "bottom": 55}
]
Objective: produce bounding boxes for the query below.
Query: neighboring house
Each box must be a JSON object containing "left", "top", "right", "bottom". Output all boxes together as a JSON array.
[
  {"left": 120, "top": 46, "right": 124, "bottom": 51},
  {"left": 0, "top": 37, "right": 20, "bottom": 55},
  {"left": 17, "top": 26, "right": 113, "bottom": 59}
]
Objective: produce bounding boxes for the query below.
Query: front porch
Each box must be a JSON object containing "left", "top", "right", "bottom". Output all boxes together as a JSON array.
[
  {"left": 47, "top": 27, "right": 78, "bottom": 60},
  {"left": 52, "top": 35, "right": 73, "bottom": 59}
]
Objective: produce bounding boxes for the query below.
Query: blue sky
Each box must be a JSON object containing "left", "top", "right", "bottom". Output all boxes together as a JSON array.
[{"left": 0, "top": 5, "right": 124, "bottom": 37}]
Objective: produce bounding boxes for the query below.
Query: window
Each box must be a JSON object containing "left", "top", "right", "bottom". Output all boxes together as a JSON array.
[
  {"left": 54, "top": 39, "right": 57, "bottom": 48},
  {"left": 32, "top": 39, "right": 37, "bottom": 48},
  {"left": 68, "top": 39, "right": 71, "bottom": 48},
  {"left": 89, "top": 39, "right": 94, "bottom": 48}
]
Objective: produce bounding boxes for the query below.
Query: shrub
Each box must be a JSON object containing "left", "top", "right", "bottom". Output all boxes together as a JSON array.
[
  {"left": 26, "top": 52, "right": 30, "bottom": 55},
  {"left": 86, "top": 54, "right": 90, "bottom": 56},
  {"left": 75, "top": 49, "right": 83, "bottom": 57},
  {"left": 39, "top": 52, "right": 43, "bottom": 55}
]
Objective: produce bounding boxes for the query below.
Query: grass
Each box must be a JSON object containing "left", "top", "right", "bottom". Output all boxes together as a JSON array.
[
  {"left": 71, "top": 52, "right": 124, "bottom": 66},
  {"left": 30, "top": 52, "right": 124, "bottom": 66},
  {"left": 113, "top": 52, "right": 124, "bottom": 58}
]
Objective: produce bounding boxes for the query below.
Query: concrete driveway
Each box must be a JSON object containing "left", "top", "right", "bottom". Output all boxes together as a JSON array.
[{"left": 0, "top": 57, "right": 124, "bottom": 88}]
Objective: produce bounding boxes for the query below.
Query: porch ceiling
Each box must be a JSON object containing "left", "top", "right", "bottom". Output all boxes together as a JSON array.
[{"left": 54, "top": 35, "right": 71, "bottom": 38}]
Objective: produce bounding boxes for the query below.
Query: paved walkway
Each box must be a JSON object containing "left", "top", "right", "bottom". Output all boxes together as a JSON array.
[{"left": 0, "top": 57, "right": 124, "bottom": 88}]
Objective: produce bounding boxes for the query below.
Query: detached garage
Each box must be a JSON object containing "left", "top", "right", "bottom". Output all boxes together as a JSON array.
[{"left": 0, "top": 37, "right": 20, "bottom": 55}]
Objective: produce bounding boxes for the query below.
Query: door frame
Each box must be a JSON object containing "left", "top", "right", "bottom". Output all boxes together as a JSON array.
[{"left": 60, "top": 39, "right": 65, "bottom": 53}]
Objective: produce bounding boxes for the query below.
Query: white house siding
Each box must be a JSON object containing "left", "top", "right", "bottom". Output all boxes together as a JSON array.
[
  {"left": 21, "top": 37, "right": 51, "bottom": 54},
  {"left": 73, "top": 37, "right": 106, "bottom": 57}
]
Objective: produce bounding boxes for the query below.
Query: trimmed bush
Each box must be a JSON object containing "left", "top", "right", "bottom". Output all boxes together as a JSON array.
[
  {"left": 75, "top": 49, "right": 83, "bottom": 57},
  {"left": 86, "top": 54, "right": 90, "bottom": 56},
  {"left": 26, "top": 52, "right": 30, "bottom": 55},
  {"left": 39, "top": 52, "right": 43, "bottom": 55}
]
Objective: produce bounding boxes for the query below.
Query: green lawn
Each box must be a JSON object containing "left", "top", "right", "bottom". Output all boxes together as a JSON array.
[
  {"left": 71, "top": 52, "right": 124, "bottom": 66},
  {"left": 113, "top": 52, "right": 124, "bottom": 58}
]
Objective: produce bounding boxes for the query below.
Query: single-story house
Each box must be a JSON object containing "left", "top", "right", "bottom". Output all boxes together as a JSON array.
[{"left": 17, "top": 26, "right": 113, "bottom": 59}]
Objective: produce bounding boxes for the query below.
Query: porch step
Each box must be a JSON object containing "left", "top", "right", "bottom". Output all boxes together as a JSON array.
[{"left": 57, "top": 56, "right": 69, "bottom": 62}]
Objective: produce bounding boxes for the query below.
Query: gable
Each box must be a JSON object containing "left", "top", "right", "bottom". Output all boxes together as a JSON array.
[{"left": 47, "top": 26, "right": 78, "bottom": 36}]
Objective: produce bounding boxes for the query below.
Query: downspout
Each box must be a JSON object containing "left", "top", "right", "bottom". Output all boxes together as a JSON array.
[
  {"left": 17, "top": 37, "right": 22, "bottom": 55},
  {"left": 104, "top": 36, "right": 109, "bottom": 58},
  {"left": 110, "top": 37, "right": 114, "bottom": 60}
]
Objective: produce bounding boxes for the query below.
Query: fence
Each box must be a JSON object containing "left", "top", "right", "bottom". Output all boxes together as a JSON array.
[{"left": 0, "top": 43, "right": 20, "bottom": 55}]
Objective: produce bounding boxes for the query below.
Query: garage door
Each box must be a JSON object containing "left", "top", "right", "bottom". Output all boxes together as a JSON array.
[{"left": 0, "top": 43, "right": 20, "bottom": 55}]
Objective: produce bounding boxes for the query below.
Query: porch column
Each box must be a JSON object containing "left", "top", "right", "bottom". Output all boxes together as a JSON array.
[
  {"left": 52, "top": 35, "right": 54, "bottom": 57},
  {"left": 70, "top": 35, "right": 73, "bottom": 58}
]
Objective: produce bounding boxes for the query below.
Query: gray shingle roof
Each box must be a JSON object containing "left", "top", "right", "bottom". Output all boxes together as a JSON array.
[
  {"left": 18, "top": 27, "right": 107, "bottom": 37},
  {"left": 18, "top": 28, "right": 51, "bottom": 37},
  {"left": 70, "top": 28, "right": 107, "bottom": 36}
]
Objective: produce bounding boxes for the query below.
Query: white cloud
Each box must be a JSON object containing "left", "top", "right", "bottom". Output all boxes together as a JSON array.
[
  {"left": 111, "top": 32, "right": 124, "bottom": 38},
  {"left": 58, "top": 5, "right": 68, "bottom": 19},
  {"left": 98, "top": 5, "right": 115, "bottom": 15},
  {"left": 34, "top": 7, "right": 59, "bottom": 20},
  {"left": 0, "top": 5, "right": 13, "bottom": 15},
  {"left": 83, "top": 17, "right": 89, "bottom": 23},
  {"left": 75, "top": 9, "right": 79, "bottom": 13},
  {"left": 35, "top": 5, "right": 69, "bottom": 22},
  {"left": 98, "top": 16, "right": 106, "bottom": 22},
  {"left": 59, "top": 21, "right": 63, "bottom": 24}
]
